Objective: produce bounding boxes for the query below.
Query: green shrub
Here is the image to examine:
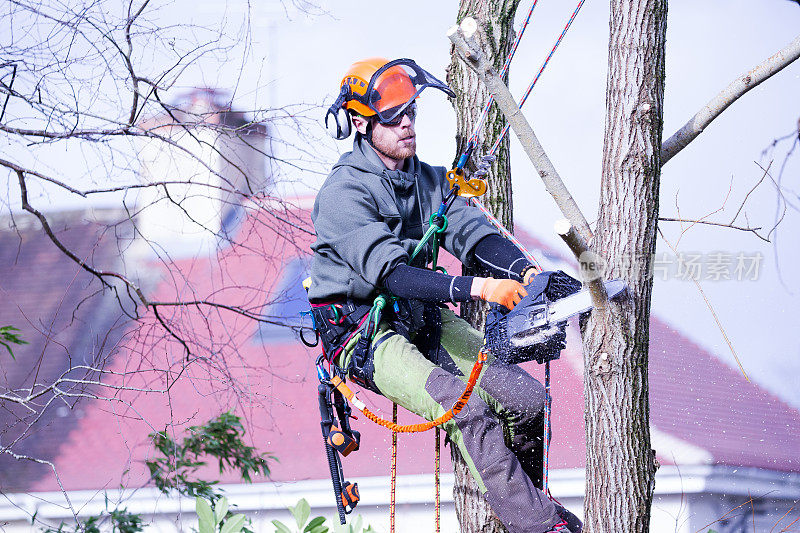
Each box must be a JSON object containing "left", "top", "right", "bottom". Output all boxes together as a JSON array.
[{"left": 271, "top": 498, "right": 378, "bottom": 533}]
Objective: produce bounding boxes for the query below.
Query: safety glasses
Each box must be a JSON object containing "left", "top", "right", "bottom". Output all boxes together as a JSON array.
[{"left": 378, "top": 102, "right": 417, "bottom": 127}]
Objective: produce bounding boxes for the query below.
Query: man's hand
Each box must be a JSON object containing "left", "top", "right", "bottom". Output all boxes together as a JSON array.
[{"left": 472, "top": 278, "right": 528, "bottom": 311}]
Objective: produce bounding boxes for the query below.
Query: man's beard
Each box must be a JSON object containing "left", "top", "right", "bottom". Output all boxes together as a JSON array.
[{"left": 372, "top": 136, "right": 416, "bottom": 161}]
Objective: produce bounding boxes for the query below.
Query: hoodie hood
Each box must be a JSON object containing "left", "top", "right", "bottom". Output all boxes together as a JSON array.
[{"left": 332, "top": 135, "right": 420, "bottom": 193}]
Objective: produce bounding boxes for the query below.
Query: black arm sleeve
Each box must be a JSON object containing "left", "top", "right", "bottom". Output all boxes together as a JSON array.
[
  {"left": 468, "top": 233, "right": 532, "bottom": 280},
  {"left": 384, "top": 264, "right": 475, "bottom": 303}
]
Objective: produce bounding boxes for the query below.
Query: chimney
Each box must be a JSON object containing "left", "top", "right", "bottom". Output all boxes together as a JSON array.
[{"left": 131, "top": 89, "right": 269, "bottom": 259}]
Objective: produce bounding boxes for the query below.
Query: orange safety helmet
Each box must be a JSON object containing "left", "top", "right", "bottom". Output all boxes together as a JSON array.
[
  {"left": 325, "top": 57, "right": 455, "bottom": 140},
  {"left": 341, "top": 57, "right": 420, "bottom": 118}
]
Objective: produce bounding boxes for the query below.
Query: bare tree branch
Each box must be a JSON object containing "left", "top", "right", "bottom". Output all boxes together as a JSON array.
[
  {"left": 1, "top": 449, "right": 77, "bottom": 521},
  {"left": 11, "top": 164, "right": 308, "bottom": 335},
  {"left": 730, "top": 160, "right": 771, "bottom": 225},
  {"left": 658, "top": 217, "right": 768, "bottom": 241},
  {"left": 659, "top": 160, "right": 776, "bottom": 242},
  {"left": 447, "top": 17, "right": 593, "bottom": 244},
  {"left": 754, "top": 160, "right": 791, "bottom": 241},
  {"left": 0, "top": 0, "right": 329, "bottom": 511},
  {"left": 662, "top": 34, "right": 800, "bottom": 165}
]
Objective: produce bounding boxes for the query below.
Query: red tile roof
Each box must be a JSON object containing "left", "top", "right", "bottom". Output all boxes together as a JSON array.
[{"left": 0, "top": 212, "right": 131, "bottom": 491}]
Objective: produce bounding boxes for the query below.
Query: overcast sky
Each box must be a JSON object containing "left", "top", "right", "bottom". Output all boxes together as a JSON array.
[{"left": 5, "top": 0, "right": 800, "bottom": 407}]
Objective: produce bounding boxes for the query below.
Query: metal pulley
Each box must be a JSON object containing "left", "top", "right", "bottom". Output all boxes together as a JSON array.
[{"left": 445, "top": 167, "right": 487, "bottom": 198}]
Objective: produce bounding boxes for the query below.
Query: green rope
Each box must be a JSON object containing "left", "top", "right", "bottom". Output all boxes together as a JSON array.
[
  {"left": 363, "top": 294, "right": 388, "bottom": 340},
  {"left": 410, "top": 214, "right": 448, "bottom": 265},
  {"left": 367, "top": 215, "right": 448, "bottom": 340}
]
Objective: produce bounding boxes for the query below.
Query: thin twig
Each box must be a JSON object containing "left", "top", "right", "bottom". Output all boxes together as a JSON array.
[
  {"left": 0, "top": 449, "right": 78, "bottom": 523},
  {"left": 152, "top": 305, "right": 191, "bottom": 359},
  {"left": 693, "top": 496, "right": 756, "bottom": 533},
  {"left": 754, "top": 161, "right": 790, "bottom": 241},
  {"left": 731, "top": 161, "right": 772, "bottom": 225},
  {"left": 770, "top": 504, "right": 796, "bottom": 532},
  {"left": 658, "top": 217, "right": 768, "bottom": 242},
  {"left": 657, "top": 227, "right": 749, "bottom": 382}
]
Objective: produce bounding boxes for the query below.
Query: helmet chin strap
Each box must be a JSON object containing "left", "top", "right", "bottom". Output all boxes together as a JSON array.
[{"left": 364, "top": 118, "right": 374, "bottom": 146}]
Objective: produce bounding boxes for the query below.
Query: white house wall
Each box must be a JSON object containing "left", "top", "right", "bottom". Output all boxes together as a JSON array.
[
  {"left": 2, "top": 467, "right": 798, "bottom": 532},
  {"left": 134, "top": 127, "right": 223, "bottom": 256}
]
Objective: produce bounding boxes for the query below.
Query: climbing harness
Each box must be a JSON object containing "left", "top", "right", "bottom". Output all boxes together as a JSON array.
[
  {"left": 314, "top": 348, "right": 486, "bottom": 528},
  {"left": 316, "top": 340, "right": 488, "bottom": 434},
  {"left": 311, "top": 195, "right": 487, "bottom": 528}
]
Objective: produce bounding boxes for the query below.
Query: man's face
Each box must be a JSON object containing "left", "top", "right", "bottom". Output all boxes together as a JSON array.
[
  {"left": 371, "top": 113, "right": 416, "bottom": 161},
  {"left": 353, "top": 107, "right": 416, "bottom": 165}
]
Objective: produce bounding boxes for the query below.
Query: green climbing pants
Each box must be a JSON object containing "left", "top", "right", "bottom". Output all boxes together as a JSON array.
[{"left": 338, "top": 307, "right": 560, "bottom": 533}]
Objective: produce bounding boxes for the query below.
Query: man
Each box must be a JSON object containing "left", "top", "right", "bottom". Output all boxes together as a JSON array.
[{"left": 310, "top": 57, "right": 580, "bottom": 533}]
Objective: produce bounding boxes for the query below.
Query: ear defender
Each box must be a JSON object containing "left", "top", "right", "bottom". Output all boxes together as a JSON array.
[
  {"left": 325, "top": 86, "right": 352, "bottom": 140},
  {"left": 325, "top": 105, "right": 351, "bottom": 140}
]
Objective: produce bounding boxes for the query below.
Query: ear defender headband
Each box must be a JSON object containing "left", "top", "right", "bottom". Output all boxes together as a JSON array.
[{"left": 325, "top": 86, "right": 352, "bottom": 140}]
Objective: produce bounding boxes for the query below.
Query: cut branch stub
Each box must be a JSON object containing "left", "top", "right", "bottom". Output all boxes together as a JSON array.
[
  {"left": 554, "top": 219, "right": 609, "bottom": 312},
  {"left": 448, "top": 18, "right": 594, "bottom": 244}
]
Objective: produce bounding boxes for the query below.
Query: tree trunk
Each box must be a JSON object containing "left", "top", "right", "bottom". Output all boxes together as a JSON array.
[
  {"left": 582, "top": 0, "right": 667, "bottom": 531},
  {"left": 447, "top": 1, "right": 520, "bottom": 531}
]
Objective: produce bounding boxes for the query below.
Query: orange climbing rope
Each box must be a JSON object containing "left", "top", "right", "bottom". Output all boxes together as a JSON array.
[
  {"left": 329, "top": 347, "right": 487, "bottom": 433},
  {"left": 388, "top": 406, "right": 444, "bottom": 533},
  {"left": 434, "top": 427, "right": 441, "bottom": 533},
  {"left": 330, "top": 347, "right": 487, "bottom": 533},
  {"left": 390, "top": 403, "right": 398, "bottom": 533}
]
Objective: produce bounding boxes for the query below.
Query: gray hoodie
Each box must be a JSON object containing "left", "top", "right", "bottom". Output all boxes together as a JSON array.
[{"left": 309, "top": 135, "right": 498, "bottom": 302}]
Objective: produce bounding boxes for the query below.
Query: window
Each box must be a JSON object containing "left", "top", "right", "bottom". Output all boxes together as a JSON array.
[{"left": 255, "top": 256, "right": 312, "bottom": 343}]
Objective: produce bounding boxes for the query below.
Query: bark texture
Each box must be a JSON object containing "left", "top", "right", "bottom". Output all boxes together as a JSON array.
[
  {"left": 447, "top": 1, "right": 520, "bottom": 531},
  {"left": 582, "top": 0, "right": 667, "bottom": 531}
]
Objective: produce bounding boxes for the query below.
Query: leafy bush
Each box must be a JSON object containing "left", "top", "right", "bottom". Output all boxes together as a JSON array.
[
  {"left": 146, "top": 411, "right": 275, "bottom": 501},
  {"left": 39, "top": 412, "right": 272, "bottom": 532},
  {"left": 271, "top": 498, "right": 378, "bottom": 533},
  {"left": 196, "top": 496, "right": 247, "bottom": 533}
]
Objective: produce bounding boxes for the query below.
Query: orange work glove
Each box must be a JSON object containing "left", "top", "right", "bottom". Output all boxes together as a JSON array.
[{"left": 477, "top": 278, "right": 528, "bottom": 311}]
